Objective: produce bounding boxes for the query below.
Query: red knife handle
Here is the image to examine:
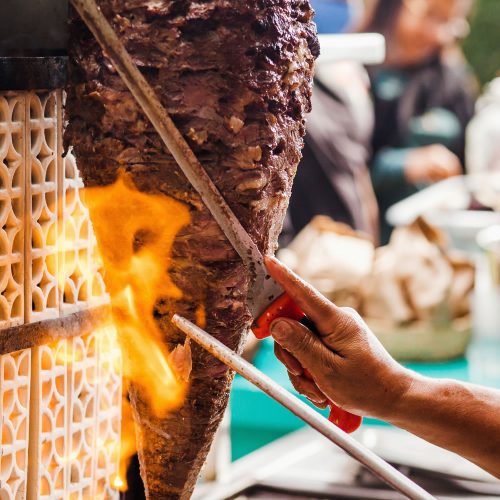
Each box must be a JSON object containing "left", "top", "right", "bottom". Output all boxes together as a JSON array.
[
  {"left": 252, "top": 292, "right": 304, "bottom": 339},
  {"left": 251, "top": 292, "right": 362, "bottom": 434}
]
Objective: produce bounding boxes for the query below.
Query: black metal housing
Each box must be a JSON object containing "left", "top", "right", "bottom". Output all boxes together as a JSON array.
[
  {"left": 0, "top": 0, "right": 68, "bottom": 90},
  {"left": 0, "top": 0, "right": 68, "bottom": 56},
  {"left": 0, "top": 56, "right": 67, "bottom": 90}
]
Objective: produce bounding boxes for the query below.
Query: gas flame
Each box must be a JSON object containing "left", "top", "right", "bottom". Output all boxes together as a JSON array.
[
  {"left": 82, "top": 171, "right": 192, "bottom": 490},
  {"left": 54, "top": 171, "right": 192, "bottom": 491}
]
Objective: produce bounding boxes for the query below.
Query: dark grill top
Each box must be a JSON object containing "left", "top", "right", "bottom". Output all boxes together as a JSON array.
[
  {"left": 0, "top": 0, "right": 67, "bottom": 90},
  {"left": 0, "top": 0, "right": 68, "bottom": 56},
  {"left": 0, "top": 56, "right": 68, "bottom": 91}
]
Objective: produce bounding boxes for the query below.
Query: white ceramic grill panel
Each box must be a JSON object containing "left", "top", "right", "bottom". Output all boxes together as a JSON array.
[
  {"left": 94, "top": 325, "right": 121, "bottom": 500},
  {"left": 0, "top": 349, "right": 30, "bottom": 499},
  {"left": 0, "top": 90, "right": 120, "bottom": 500},
  {"left": 0, "top": 95, "right": 25, "bottom": 329},
  {"left": 66, "top": 333, "right": 98, "bottom": 500},
  {"left": 60, "top": 150, "right": 109, "bottom": 315},
  {"left": 26, "top": 92, "right": 60, "bottom": 323},
  {"left": 33, "top": 341, "right": 68, "bottom": 500}
]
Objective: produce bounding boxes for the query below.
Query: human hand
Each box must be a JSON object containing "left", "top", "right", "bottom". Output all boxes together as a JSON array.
[
  {"left": 404, "top": 144, "right": 462, "bottom": 184},
  {"left": 265, "top": 256, "right": 414, "bottom": 419}
]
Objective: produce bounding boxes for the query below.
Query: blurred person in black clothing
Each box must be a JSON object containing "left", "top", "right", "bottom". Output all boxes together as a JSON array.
[
  {"left": 364, "top": 0, "right": 476, "bottom": 242},
  {"left": 285, "top": 0, "right": 476, "bottom": 246},
  {"left": 285, "top": 59, "right": 380, "bottom": 245}
]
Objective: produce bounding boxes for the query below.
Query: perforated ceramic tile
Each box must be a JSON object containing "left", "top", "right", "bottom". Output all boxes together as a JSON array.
[
  {"left": 68, "top": 325, "right": 121, "bottom": 500},
  {"left": 1, "top": 89, "right": 110, "bottom": 324},
  {"left": 27, "top": 329, "right": 121, "bottom": 500},
  {"left": 31, "top": 341, "right": 68, "bottom": 499},
  {"left": 26, "top": 92, "right": 60, "bottom": 323},
  {"left": 65, "top": 332, "right": 98, "bottom": 500},
  {"left": 94, "top": 325, "right": 121, "bottom": 500},
  {"left": 60, "top": 150, "right": 109, "bottom": 315},
  {"left": 0, "top": 94, "right": 25, "bottom": 329},
  {"left": 87, "top": 226, "right": 108, "bottom": 310},
  {"left": 0, "top": 90, "right": 120, "bottom": 499},
  {"left": 0, "top": 349, "right": 30, "bottom": 499}
]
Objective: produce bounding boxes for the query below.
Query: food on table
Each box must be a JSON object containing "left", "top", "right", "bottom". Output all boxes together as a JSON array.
[{"left": 282, "top": 216, "right": 475, "bottom": 361}]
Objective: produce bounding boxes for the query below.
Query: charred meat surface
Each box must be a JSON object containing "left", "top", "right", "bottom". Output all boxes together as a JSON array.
[{"left": 65, "top": 1, "right": 318, "bottom": 498}]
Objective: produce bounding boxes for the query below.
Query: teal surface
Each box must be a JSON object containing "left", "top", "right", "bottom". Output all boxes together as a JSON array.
[{"left": 229, "top": 336, "right": 500, "bottom": 460}]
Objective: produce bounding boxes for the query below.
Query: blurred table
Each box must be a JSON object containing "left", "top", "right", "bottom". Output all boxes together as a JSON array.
[{"left": 195, "top": 425, "right": 499, "bottom": 500}]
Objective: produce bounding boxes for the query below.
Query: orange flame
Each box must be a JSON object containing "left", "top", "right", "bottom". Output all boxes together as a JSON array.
[
  {"left": 111, "top": 395, "right": 137, "bottom": 492},
  {"left": 49, "top": 169, "right": 192, "bottom": 490},
  {"left": 53, "top": 171, "right": 193, "bottom": 491}
]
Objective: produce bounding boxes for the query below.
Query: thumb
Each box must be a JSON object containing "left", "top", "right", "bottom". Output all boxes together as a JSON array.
[{"left": 270, "top": 318, "right": 334, "bottom": 374}]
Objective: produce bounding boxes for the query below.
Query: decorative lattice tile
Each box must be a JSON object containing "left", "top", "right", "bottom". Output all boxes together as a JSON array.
[
  {"left": 26, "top": 92, "right": 60, "bottom": 323},
  {"left": 28, "top": 328, "right": 121, "bottom": 500},
  {"left": 87, "top": 228, "right": 108, "bottom": 310},
  {"left": 0, "top": 89, "right": 121, "bottom": 499},
  {"left": 60, "top": 150, "right": 109, "bottom": 315},
  {"left": 32, "top": 341, "right": 68, "bottom": 499},
  {"left": 0, "top": 349, "right": 30, "bottom": 500},
  {"left": 0, "top": 95, "right": 25, "bottom": 328},
  {"left": 94, "top": 325, "right": 121, "bottom": 500},
  {"left": 65, "top": 332, "right": 97, "bottom": 500}
]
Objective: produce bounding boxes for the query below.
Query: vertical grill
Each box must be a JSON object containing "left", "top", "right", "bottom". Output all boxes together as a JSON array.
[{"left": 0, "top": 63, "right": 121, "bottom": 500}]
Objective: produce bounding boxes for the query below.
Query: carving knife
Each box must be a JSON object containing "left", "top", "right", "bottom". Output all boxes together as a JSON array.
[{"left": 71, "top": 0, "right": 362, "bottom": 433}]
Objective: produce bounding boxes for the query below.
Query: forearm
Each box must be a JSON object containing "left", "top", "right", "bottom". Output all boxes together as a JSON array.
[
  {"left": 382, "top": 373, "right": 500, "bottom": 477},
  {"left": 264, "top": 258, "right": 500, "bottom": 478}
]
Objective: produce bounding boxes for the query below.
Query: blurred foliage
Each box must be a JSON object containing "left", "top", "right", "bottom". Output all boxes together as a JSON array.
[{"left": 463, "top": 0, "right": 500, "bottom": 87}]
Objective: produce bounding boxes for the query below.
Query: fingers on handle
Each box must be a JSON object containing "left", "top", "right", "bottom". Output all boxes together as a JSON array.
[
  {"left": 270, "top": 318, "right": 334, "bottom": 374},
  {"left": 309, "top": 397, "right": 329, "bottom": 409},
  {"left": 265, "top": 256, "right": 341, "bottom": 331},
  {"left": 274, "top": 343, "right": 303, "bottom": 377},
  {"left": 288, "top": 372, "right": 327, "bottom": 407}
]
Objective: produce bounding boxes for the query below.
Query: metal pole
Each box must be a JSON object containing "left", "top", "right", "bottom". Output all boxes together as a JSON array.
[{"left": 172, "top": 314, "right": 435, "bottom": 500}]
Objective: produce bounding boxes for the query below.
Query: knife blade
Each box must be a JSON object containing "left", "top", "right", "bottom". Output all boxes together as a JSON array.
[{"left": 72, "top": 0, "right": 361, "bottom": 433}]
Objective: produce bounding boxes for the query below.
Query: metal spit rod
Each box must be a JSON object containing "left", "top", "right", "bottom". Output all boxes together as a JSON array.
[{"left": 172, "top": 314, "right": 435, "bottom": 500}]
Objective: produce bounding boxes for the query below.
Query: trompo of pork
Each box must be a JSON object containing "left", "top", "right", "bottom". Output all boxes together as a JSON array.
[{"left": 65, "top": 1, "right": 318, "bottom": 498}]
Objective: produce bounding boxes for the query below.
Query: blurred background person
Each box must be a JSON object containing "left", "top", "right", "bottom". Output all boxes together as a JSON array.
[
  {"left": 363, "top": 0, "right": 476, "bottom": 242},
  {"left": 284, "top": 59, "right": 380, "bottom": 244},
  {"left": 284, "top": 1, "right": 380, "bottom": 246}
]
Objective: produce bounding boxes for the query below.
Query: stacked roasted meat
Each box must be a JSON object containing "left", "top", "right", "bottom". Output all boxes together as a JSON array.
[{"left": 65, "top": 1, "right": 318, "bottom": 497}]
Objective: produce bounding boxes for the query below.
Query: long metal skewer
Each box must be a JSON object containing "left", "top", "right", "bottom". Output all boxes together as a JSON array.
[{"left": 172, "top": 314, "right": 435, "bottom": 500}]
